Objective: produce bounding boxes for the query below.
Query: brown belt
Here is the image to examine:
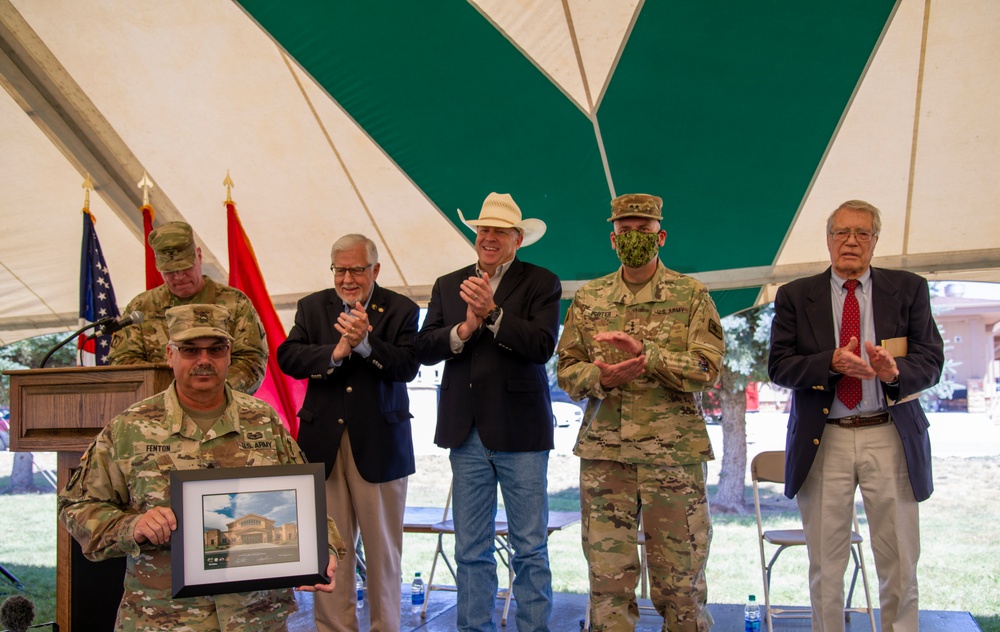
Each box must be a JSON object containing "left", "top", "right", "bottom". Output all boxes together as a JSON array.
[{"left": 827, "top": 411, "right": 891, "bottom": 429}]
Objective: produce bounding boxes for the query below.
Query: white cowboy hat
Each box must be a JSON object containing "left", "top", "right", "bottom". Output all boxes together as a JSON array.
[{"left": 457, "top": 192, "right": 547, "bottom": 247}]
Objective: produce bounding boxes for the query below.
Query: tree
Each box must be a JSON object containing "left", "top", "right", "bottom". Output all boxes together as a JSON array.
[
  {"left": 1, "top": 333, "right": 77, "bottom": 493},
  {"left": 920, "top": 282, "right": 961, "bottom": 409},
  {"left": 710, "top": 303, "right": 773, "bottom": 514}
]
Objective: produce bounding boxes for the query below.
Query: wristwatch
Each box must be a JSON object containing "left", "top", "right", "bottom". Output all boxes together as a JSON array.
[{"left": 484, "top": 305, "right": 502, "bottom": 326}]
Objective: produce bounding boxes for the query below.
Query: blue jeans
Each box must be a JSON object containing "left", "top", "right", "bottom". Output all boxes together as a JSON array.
[{"left": 450, "top": 428, "right": 553, "bottom": 632}]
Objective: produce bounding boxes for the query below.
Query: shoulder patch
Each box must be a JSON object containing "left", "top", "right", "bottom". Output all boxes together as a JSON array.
[{"left": 708, "top": 319, "right": 723, "bottom": 340}]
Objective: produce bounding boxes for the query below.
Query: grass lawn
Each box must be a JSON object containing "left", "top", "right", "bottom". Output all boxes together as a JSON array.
[{"left": 2, "top": 452, "right": 998, "bottom": 630}]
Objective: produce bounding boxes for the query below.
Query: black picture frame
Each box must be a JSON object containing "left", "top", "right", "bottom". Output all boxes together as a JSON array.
[{"left": 170, "top": 463, "right": 329, "bottom": 598}]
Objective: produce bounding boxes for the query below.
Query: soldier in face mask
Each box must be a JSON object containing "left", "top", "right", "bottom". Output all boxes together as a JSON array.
[{"left": 556, "top": 193, "right": 725, "bottom": 632}]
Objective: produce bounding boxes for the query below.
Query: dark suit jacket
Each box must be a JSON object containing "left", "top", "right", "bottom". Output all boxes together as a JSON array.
[
  {"left": 416, "top": 258, "right": 561, "bottom": 451},
  {"left": 276, "top": 284, "right": 419, "bottom": 483},
  {"left": 768, "top": 266, "right": 944, "bottom": 502}
]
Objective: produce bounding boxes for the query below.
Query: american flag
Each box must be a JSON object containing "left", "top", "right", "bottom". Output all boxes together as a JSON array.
[{"left": 79, "top": 209, "right": 120, "bottom": 365}]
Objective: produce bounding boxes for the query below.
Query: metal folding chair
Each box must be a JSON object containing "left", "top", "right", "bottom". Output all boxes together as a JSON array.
[{"left": 751, "top": 450, "right": 876, "bottom": 631}]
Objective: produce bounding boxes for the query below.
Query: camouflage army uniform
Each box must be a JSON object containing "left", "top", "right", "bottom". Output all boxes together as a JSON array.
[
  {"left": 58, "top": 383, "right": 345, "bottom": 632},
  {"left": 108, "top": 277, "right": 267, "bottom": 394},
  {"left": 557, "top": 260, "right": 724, "bottom": 632}
]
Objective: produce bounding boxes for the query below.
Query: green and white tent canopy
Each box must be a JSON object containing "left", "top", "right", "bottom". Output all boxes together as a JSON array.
[{"left": 2, "top": 0, "right": 998, "bottom": 346}]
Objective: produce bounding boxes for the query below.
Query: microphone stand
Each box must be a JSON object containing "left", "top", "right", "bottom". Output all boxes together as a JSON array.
[
  {"left": 0, "top": 562, "right": 23, "bottom": 588},
  {"left": 38, "top": 320, "right": 108, "bottom": 368}
]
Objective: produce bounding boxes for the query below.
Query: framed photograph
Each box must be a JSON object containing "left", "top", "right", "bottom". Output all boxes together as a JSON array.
[{"left": 170, "top": 463, "right": 329, "bottom": 598}]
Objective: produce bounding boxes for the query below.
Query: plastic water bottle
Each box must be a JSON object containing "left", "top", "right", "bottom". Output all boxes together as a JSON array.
[
  {"left": 745, "top": 594, "right": 761, "bottom": 632},
  {"left": 355, "top": 571, "right": 364, "bottom": 610},
  {"left": 411, "top": 571, "right": 425, "bottom": 613}
]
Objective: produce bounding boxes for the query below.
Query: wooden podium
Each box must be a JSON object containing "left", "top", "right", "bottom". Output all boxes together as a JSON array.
[{"left": 5, "top": 364, "right": 173, "bottom": 632}]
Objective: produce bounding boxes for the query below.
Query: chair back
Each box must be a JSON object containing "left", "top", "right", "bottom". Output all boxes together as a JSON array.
[{"left": 751, "top": 450, "right": 786, "bottom": 484}]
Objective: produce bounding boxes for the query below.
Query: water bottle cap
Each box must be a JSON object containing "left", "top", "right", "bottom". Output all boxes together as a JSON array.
[
  {"left": 415, "top": 572, "right": 421, "bottom": 577},
  {"left": 749, "top": 594, "right": 756, "bottom": 601}
]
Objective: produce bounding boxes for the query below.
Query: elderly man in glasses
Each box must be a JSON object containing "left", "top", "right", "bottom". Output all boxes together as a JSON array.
[
  {"left": 278, "top": 234, "right": 419, "bottom": 632},
  {"left": 768, "top": 200, "right": 944, "bottom": 631},
  {"left": 59, "top": 304, "right": 345, "bottom": 631},
  {"left": 109, "top": 221, "right": 268, "bottom": 395}
]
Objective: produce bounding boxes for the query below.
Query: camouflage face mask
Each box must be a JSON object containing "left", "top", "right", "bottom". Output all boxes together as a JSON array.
[{"left": 614, "top": 230, "right": 659, "bottom": 269}]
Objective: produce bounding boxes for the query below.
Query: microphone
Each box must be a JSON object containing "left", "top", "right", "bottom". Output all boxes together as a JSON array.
[
  {"left": 39, "top": 312, "right": 143, "bottom": 367},
  {"left": 92, "top": 311, "right": 144, "bottom": 337}
]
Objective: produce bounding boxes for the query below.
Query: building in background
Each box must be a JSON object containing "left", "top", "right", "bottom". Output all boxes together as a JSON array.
[{"left": 931, "top": 283, "right": 1000, "bottom": 414}]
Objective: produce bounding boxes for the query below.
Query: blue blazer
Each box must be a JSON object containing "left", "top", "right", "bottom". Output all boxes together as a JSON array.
[
  {"left": 277, "top": 284, "right": 419, "bottom": 483},
  {"left": 416, "top": 258, "right": 561, "bottom": 451},
  {"left": 768, "top": 267, "right": 944, "bottom": 502}
]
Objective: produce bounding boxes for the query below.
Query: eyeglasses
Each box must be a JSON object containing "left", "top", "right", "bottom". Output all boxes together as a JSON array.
[
  {"left": 169, "top": 343, "right": 230, "bottom": 359},
  {"left": 829, "top": 229, "right": 875, "bottom": 243},
  {"left": 330, "top": 264, "right": 373, "bottom": 278}
]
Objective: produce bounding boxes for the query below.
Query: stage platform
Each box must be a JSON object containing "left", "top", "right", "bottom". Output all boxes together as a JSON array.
[{"left": 288, "top": 585, "right": 982, "bottom": 631}]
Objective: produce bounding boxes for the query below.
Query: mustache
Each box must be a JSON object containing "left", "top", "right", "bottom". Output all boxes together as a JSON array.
[{"left": 189, "top": 365, "right": 218, "bottom": 376}]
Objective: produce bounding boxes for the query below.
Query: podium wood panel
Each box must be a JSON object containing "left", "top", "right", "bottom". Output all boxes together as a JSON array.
[{"left": 6, "top": 364, "right": 173, "bottom": 453}]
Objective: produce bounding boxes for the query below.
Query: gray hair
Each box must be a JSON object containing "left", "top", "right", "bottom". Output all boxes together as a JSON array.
[
  {"left": 330, "top": 234, "right": 378, "bottom": 265},
  {"left": 826, "top": 200, "right": 882, "bottom": 236}
]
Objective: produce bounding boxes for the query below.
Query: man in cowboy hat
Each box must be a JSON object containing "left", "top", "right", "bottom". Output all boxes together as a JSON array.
[
  {"left": 109, "top": 221, "right": 267, "bottom": 394},
  {"left": 417, "top": 192, "right": 561, "bottom": 632}
]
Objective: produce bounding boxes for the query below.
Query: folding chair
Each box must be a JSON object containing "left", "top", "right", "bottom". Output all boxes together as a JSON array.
[
  {"left": 421, "top": 483, "right": 516, "bottom": 625},
  {"left": 751, "top": 450, "right": 876, "bottom": 632}
]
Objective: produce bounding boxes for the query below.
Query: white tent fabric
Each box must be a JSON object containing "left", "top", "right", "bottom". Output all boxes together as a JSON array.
[
  {"left": 761, "top": 0, "right": 1000, "bottom": 300},
  {"left": 1, "top": 0, "right": 998, "bottom": 347},
  {"left": 0, "top": 0, "right": 475, "bottom": 345}
]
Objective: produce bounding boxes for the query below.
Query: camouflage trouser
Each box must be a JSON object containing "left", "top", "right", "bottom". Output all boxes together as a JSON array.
[{"left": 580, "top": 458, "right": 713, "bottom": 632}]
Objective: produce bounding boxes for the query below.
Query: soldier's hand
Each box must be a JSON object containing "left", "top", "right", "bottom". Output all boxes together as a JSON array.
[
  {"left": 831, "top": 337, "right": 876, "bottom": 379},
  {"left": 595, "top": 356, "right": 647, "bottom": 389},
  {"left": 134, "top": 506, "right": 177, "bottom": 545},
  {"left": 593, "top": 331, "right": 643, "bottom": 357},
  {"left": 295, "top": 554, "right": 339, "bottom": 593}
]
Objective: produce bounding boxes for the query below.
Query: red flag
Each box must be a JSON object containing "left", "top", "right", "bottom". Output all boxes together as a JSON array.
[
  {"left": 226, "top": 201, "right": 305, "bottom": 437},
  {"left": 142, "top": 204, "right": 164, "bottom": 289}
]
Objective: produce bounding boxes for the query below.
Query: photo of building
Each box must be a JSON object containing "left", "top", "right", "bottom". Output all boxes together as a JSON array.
[{"left": 204, "top": 512, "right": 298, "bottom": 550}]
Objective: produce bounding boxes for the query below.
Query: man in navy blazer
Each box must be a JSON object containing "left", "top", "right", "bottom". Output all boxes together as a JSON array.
[
  {"left": 277, "top": 234, "right": 419, "bottom": 632},
  {"left": 768, "top": 200, "right": 943, "bottom": 632},
  {"left": 417, "top": 193, "right": 561, "bottom": 632}
]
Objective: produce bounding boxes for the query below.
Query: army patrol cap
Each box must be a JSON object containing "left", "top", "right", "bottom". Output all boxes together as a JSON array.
[
  {"left": 607, "top": 193, "right": 664, "bottom": 222},
  {"left": 165, "top": 304, "right": 234, "bottom": 343},
  {"left": 148, "top": 221, "right": 196, "bottom": 272}
]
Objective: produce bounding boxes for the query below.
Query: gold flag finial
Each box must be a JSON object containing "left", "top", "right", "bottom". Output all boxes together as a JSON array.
[
  {"left": 223, "top": 170, "right": 235, "bottom": 203},
  {"left": 137, "top": 171, "right": 154, "bottom": 207},
  {"left": 82, "top": 173, "right": 94, "bottom": 210}
]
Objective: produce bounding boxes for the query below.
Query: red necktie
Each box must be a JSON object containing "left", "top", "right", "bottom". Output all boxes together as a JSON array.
[{"left": 838, "top": 279, "right": 862, "bottom": 409}]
